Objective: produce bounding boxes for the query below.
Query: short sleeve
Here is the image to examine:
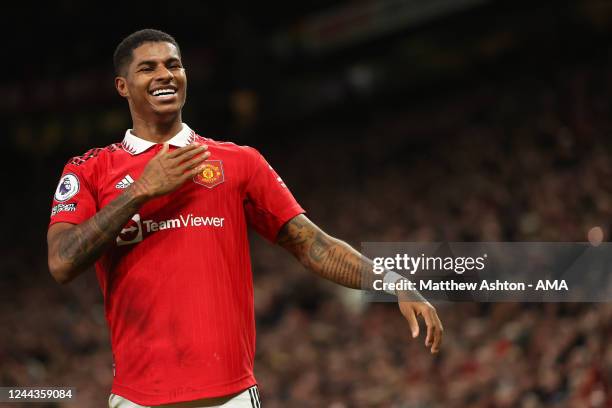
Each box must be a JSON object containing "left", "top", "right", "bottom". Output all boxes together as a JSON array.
[
  {"left": 49, "top": 163, "right": 97, "bottom": 227},
  {"left": 243, "top": 148, "right": 304, "bottom": 242}
]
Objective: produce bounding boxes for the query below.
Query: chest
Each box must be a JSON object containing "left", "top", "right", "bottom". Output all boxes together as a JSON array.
[{"left": 97, "top": 154, "right": 241, "bottom": 218}]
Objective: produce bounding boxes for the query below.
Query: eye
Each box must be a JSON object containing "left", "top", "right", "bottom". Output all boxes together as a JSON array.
[{"left": 139, "top": 67, "right": 154, "bottom": 72}]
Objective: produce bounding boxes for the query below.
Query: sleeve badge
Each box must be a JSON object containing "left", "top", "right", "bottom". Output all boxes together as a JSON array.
[{"left": 54, "top": 173, "right": 80, "bottom": 202}]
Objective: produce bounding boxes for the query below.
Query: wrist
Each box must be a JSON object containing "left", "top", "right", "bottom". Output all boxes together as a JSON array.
[
  {"left": 383, "top": 270, "right": 406, "bottom": 296},
  {"left": 126, "top": 181, "right": 154, "bottom": 203},
  {"left": 397, "top": 287, "right": 428, "bottom": 303},
  {"left": 383, "top": 271, "right": 428, "bottom": 302}
]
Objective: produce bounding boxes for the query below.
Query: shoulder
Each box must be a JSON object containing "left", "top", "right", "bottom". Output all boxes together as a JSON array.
[
  {"left": 66, "top": 143, "right": 123, "bottom": 168},
  {"left": 194, "top": 134, "right": 262, "bottom": 161},
  {"left": 63, "top": 143, "right": 124, "bottom": 188}
]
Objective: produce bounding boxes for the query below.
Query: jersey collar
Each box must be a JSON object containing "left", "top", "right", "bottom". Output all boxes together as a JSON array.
[{"left": 121, "top": 123, "right": 196, "bottom": 155}]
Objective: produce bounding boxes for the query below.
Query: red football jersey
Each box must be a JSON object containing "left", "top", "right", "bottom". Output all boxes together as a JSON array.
[{"left": 49, "top": 124, "right": 304, "bottom": 405}]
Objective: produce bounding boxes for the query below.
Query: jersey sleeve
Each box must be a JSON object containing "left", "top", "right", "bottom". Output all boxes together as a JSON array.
[
  {"left": 49, "top": 162, "right": 98, "bottom": 227},
  {"left": 243, "top": 147, "right": 305, "bottom": 242}
]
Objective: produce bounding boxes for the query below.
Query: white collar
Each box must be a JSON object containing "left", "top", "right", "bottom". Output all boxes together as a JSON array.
[{"left": 121, "top": 123, "right": 196, "bottom": 155}]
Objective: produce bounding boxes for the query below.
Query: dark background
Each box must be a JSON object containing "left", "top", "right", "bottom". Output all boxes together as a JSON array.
[{"left": 1, "top": 0, "right": 611, "bottom": 406}]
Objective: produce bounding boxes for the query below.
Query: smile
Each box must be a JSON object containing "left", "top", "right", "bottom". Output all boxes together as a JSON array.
[{"left": 150, "top": 88, "right": 177, "bottom": 100}]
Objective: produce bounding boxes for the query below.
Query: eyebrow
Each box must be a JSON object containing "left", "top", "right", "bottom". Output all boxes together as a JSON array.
[
  {"left": 136, "top": 58, "right": 181, "bottom": 67},
  {"left": 136, "top": 60, "right": 156, "bottom": 67}
]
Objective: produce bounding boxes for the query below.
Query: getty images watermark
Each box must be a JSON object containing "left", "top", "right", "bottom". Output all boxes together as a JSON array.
[{"left": 362, "top": 242, "right": 612, "bottom": 302}]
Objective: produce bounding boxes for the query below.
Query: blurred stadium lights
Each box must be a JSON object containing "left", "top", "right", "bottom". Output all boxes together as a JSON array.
[
  {"left": 263, "top": 0, "right": 612, "bottom": 124},
  {"left": 271, "top": 0, "right": 491, "bottom": 56},
  {"left": 6, "top": 0, "right": 612, "bottom": 153}
]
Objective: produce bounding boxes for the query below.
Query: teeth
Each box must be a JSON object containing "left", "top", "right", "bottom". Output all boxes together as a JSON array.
[{"left": 152, "top": 89, "right": 176, "bottom": 96}]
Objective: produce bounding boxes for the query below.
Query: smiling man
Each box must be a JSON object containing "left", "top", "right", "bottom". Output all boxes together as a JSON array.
[{"left": 47, "top": 29, "right": 443, "bottom": 408}]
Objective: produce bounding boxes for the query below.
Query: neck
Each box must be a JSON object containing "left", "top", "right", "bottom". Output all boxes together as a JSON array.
[{"left": 130, "top": 111, "right": 183, "bottom": 143}]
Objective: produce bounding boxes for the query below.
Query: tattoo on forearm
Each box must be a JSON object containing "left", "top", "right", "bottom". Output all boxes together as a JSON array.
[
  {"left": 54, "top": 187, "right": 145, "bottom": 275},
  {"left": 278, "top": 216, "right": 374, "bottom": 289},
  {"left": 309, "top": 232, "right": 331, "bottom": 262},
  {"left": 321, "top": 247, "right": 337, "bottom": 273}
]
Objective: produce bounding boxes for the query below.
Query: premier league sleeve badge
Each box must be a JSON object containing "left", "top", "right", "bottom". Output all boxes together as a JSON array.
[{"left": 54, "top": 173, "right": 80, "bottom": 202}]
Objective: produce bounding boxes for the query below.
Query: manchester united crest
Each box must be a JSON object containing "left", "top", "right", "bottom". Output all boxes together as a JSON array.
[{"left": 194, "top": 160, "right": 225, "bottom": 188}]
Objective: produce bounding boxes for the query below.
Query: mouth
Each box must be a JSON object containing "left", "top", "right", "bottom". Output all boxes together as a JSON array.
[{"left": 149, "top": 87, "right": 178, "bottom": 101}]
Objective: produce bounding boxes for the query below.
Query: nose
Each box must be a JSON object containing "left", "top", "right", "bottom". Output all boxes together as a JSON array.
[{"left": 156, "top": 66, "right": 174, "bottom": 82}]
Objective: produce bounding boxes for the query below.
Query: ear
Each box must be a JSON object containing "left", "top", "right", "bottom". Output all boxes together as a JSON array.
[{"left": 115, "top": 76, "right": 129, "bottom": 98}]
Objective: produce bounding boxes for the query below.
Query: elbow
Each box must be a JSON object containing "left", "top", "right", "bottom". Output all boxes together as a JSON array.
[{"left": 48, "top": 258, "right": 73, "bottom": 285}]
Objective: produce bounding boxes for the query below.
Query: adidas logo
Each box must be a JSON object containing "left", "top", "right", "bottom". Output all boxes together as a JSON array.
[{"left": 115, "top": 175, "right": 135, "bottom": 189}]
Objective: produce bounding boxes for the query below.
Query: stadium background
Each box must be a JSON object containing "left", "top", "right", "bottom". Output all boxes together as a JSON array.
[{"left": 2, "top": 0, "right": 611, "bottom": 406}]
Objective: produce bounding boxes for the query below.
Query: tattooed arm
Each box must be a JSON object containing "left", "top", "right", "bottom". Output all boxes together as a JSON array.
[
  {"left": 47, "top": 188, "right": 148, "bottom": 283},
  {"left": 276, "top": 214, "right": 372, "bottom": 289},
  {"left": 47, "top": 143, "right": 210, "bottom": 284},
  {"left": 277, "top": 214, "right": 443, "bottom": 353}
]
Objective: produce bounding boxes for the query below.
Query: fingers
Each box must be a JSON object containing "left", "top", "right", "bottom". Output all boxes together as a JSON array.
[
  {"left": 175, "top": 144, "right": 208, "bottom": 164},
  {"left": 423, "top": 311, "right": 434, "bottom": 349},
  {"left": 181, "top": 155, "right": 212, "bottom": 182},
  {"left": 406, "top": 307, "right": 419, "bottom": 338},
  {"left": 402, "top": 301, "right": 443, "bottom": 354},
  {"left": 431, "top": 311, "right": 443, "bottom": 354},
  {"left": 166, "top": 142, "right": 202, "bottom": 159},
  {"left": 156, "top": 142, "right": 170, "bottom": 156},
  {"left": 423, "top": 308, "right": 443, "bottom": 354},
  {"left": 399, "top": 302, "right": 420, "bottom": 338},
  {"left": 178, "top": 151, "right": 211, "bottom": 172}
]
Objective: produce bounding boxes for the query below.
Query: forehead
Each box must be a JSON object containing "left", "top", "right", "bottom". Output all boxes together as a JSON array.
[{"left": 131, "top": 41, "right": 180, "bottom": 64}]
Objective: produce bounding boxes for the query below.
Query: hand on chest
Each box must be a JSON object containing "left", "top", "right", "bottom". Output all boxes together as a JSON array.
[{"left": 103, "top": 159, "right": 236, "bottom": 247}]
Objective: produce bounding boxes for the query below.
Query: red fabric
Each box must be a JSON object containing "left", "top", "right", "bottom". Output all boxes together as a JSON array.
[{"left": 49, "top": 135, "right": 304, "bottom": 405}]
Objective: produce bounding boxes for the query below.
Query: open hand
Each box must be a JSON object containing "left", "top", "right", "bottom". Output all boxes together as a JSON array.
[
  {"left": 398, "top": 293, "right": 443, "bottom": 354},
  {"left": 135, "top": 143, "right": 210, "bottom": 198}
]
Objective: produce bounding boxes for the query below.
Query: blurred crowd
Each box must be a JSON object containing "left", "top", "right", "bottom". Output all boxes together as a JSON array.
[{"left": 2, "top": 51, "right": 612, "bottom": 408}]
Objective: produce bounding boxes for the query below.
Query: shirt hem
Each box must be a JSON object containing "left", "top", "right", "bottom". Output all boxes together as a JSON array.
[{"left": 110, "top": 374, "right": 257, "bottom": 406}]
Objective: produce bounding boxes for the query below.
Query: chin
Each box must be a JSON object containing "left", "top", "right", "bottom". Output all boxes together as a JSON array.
[{"left": 153, "top": 104, "right": 182, "bottom": 117}]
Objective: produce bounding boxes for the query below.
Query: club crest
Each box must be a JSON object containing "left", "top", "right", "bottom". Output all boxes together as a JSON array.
[{"left": 194, "top": 160, "right": 224, "bottom": 188}]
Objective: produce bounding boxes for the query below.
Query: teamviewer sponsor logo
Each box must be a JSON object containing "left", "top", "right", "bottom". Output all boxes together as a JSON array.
[
  {"left": 143, "top": 214, "right": 225, "bottom": 232},
  {"left": 116, "top": 213, "right": 225, "bottom": 246}
]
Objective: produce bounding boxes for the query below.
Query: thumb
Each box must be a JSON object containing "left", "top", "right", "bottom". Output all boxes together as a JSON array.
[
  {"left": 402, "top": 305, "right": 419, "bottom": 338},
  {"left": 409, "top": 311, "right": 419, "bottom": 338}
]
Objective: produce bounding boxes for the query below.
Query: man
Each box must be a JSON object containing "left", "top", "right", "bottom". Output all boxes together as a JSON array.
[{"left": 47, "top": 29, "right": 443, "bottom": 408}]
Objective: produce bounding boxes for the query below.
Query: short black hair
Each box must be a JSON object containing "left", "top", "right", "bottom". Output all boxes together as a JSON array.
[{"left": 113, "top": 29, "right": 181, "bottom": 76}]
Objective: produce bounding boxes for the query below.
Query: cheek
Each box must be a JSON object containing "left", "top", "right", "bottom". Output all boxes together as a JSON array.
[
  {"left": 179, "top": 77, "right": 187, "bottom": 98},
  {"left": 128, "top": 79, "right": 148, "bottom": 98},
  {"left": 177, "top": 72, "right": 187, "bottom": 88}
]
